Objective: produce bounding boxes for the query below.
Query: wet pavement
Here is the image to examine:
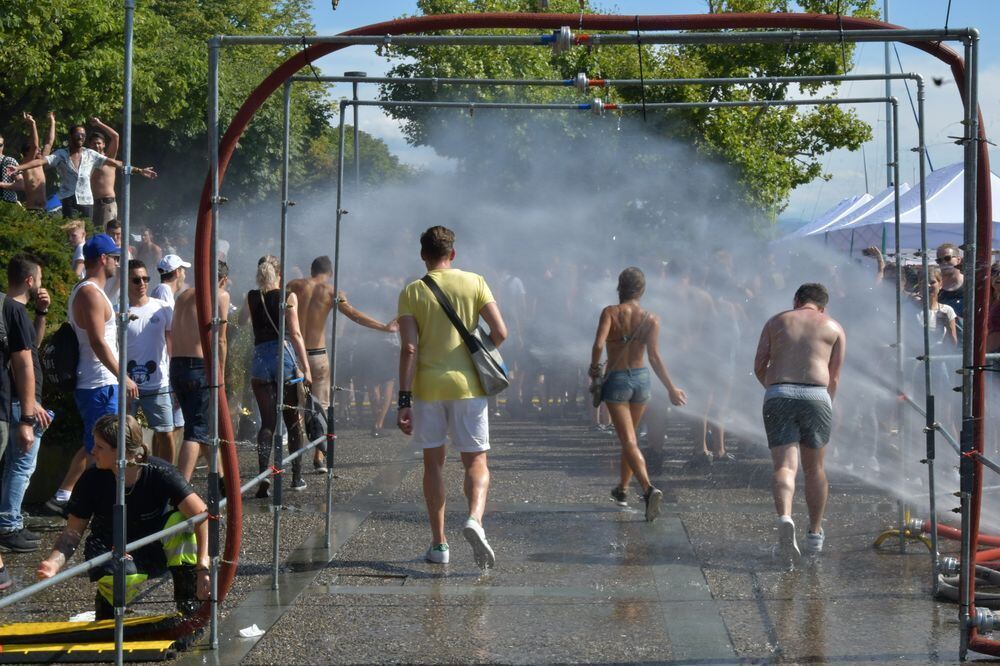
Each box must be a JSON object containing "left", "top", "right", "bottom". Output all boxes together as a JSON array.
[{"left": 0, "top": 409, "right": 984, "bottom": 663}]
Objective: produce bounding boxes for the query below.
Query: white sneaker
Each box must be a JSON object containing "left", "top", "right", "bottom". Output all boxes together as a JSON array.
[
  {"left": 777, "top": 515, "right": 801, "bottom": 563},
  {"left": 462, "top": 517, "right": 496, "bottom": 570},
  {"left": 425, "top": 543, "right": 449, "bottom": 564},
  {"left": 806, "top": 529, "right": 825, "bottom": 554}
]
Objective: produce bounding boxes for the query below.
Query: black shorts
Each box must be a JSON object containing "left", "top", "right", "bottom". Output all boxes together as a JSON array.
[
  {"left": 170, "top": 357, "right": 209, "bottom": 445},
  {"left": 762, "top": 397, "right": 832, "bottom": 449}
]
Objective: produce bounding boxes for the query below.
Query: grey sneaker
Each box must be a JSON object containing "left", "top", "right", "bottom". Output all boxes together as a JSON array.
[
  {"left": 19, "top": 527, "right": 41, "bottom": 542},
  {"left": 610, "top": 485, "right": 628, "bottom": 507},
  {"left": 425, "top": 543, "right": 449, "bottom": 564},
  {"left": 777, "top": 515, "right": 801, "bottom": 563},
  {"left": 0, "top": 566, "right": 10, "bottom": 591},
  {"left": 644, "top": 487, "right": 663, "bottom": 522},
  {"left": 806, "top": 529, "right": 825, "bottom": 554},
  {"left": 0, "top": 529, "right": 39, "bottom": 553},
  {"left": 42, "top": 497, "right": 68, "bottom": 518},
  {"left": 462, "top": 517, "right": 496, "bottom": 570},
  {"left": 290, "top": 476, "right": 307, "bottom": 492}
]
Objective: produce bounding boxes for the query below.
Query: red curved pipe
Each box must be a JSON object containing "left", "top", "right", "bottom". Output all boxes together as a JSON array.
[
  {"left": 193, "top": 11, "right": 993, "bottom": 651},
  {"left": 976, "top": 548, "right": 1000, "bottom": 563},
  {"left": 926, "top": 521, "right": 1000, "bottom": 548}
]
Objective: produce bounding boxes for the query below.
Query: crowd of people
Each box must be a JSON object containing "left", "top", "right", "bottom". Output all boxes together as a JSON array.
[{"left": 0, "top": 111, "right": 983, "bottom": 614}]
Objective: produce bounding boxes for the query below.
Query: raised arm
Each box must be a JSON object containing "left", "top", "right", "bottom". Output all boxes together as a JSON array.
[
  {"left": 89, "top": 117, "right": 119, "bottom": 159},
  {"left": 43, "top": 112, "right": 56, "bottom": 156},
  {"left": 22, "top": 112, "right": 39, "bottom": 156},
  {"left": 645, "top": 316, "right": 686, "bottom": 406}
]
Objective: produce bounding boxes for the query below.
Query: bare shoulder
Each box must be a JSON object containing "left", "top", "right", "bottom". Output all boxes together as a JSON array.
[{"left": 824, "top": 314, "right": 846, "bottom": 337}]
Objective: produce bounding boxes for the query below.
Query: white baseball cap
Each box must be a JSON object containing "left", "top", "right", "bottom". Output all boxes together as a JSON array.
[{"left": 158, "top": 254, "right": 191, "bottom": 273}]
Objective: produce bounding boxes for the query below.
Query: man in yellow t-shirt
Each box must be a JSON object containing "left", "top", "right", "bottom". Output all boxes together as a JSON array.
[{"left": 397, "top": 226, "right": 507, "bottom": 570}]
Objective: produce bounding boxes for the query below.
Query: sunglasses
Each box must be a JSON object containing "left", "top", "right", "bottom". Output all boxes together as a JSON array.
[
  {"left": 131, "top": 276, "right": 150, "bottom": 285},
  {"left": 936, "top": 255, "right": 957, "bottom": 263}
]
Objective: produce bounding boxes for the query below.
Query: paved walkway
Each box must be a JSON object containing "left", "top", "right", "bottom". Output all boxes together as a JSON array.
[{"left": 168, "top": 414, "right": 966, "bottom": 665}]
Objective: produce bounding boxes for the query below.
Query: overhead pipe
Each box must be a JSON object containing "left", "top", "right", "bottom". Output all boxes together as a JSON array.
[{"left": 194, "top": 11, "right": 991, "bottom": 652}]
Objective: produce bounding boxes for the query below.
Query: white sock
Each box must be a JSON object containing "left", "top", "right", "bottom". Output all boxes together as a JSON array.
[{"left": 55, "top": 490, "right": 71, "bottom": 502}]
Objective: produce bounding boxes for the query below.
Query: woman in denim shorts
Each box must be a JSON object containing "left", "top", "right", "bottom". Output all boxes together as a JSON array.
[
  {"left": 240, "top": 255, "right": 313, "bottom": 495},
  {"left": 589, "top": 267, "right": 688, "bottom": 522}
]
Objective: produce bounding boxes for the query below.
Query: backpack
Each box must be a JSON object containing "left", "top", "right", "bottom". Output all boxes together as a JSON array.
[{"left": 41, "top": 322, "right": 79, "bottom": 391}]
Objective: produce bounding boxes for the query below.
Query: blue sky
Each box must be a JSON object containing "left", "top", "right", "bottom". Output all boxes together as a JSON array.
[{"left": 304, "top": 2, "right": 998, "bottom": 221}]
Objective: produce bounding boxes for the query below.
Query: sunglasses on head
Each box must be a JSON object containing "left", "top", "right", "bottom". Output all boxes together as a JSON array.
[{"left": 131, "top": 276, "right": 150, "bottom": 285}]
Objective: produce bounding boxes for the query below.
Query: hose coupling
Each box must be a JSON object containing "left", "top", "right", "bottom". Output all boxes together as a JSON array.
[
  {"left": 974, "top": 607, "right": 1000, "bottom": 633},
  {"left": 906, "top": 517, "right": 925, "bottom": 533},
  {"left": 590, "top": 98, "right": 605, "bottom": 116},
  {"left": 574, "top": 72, "right": 589, "bottom": 93},
  {"left": 939, "top": 556, "right": 960, "bottom": 575}
]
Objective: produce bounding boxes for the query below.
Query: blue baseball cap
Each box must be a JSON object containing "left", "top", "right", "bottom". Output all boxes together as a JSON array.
[{"left": 82, "top": 233, "right": 122, "bottom": 261}]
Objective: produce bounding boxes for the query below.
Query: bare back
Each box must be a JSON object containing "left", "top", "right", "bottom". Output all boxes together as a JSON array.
[
  {"left": 172, "top": 287, "right": 230, "bottom": 358},
  {"left": 758, "top": 308, "right": 845, "bottom": 388},
  {"left": 603, "top": 303, "right": 653, "bottom": 371},
  {"left": 288, "top": 277, "right": 334, "bottom": 349}
]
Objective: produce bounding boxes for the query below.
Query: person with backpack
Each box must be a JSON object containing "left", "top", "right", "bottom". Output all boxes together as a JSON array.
[
  {"left": 42, "top": 234, "right": 138, "bottom": 517},
  {"left": 0, "top": 269, "right": 40, "bottom": 588},
  {"left": 0, "top": 255, "right": 52, "bottom": 555}
]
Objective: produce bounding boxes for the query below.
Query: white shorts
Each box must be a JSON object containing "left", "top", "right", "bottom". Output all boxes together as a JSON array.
[{"left": 412, "top": 397, "right": 490, "bottom": 453}]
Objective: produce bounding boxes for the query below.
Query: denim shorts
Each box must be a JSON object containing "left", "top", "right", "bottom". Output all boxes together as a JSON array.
[
  {"left": 170, "top": 357, "right": 209, "bottom": 445},
  {"left": 601, "top": 367, "right": 651, "bottom": 404},
  {"left": 251, "top": 340, "right": 298, "bottom": 384},
  {"left": 131, "top": 390, "right": 175, "bottom": 433}
]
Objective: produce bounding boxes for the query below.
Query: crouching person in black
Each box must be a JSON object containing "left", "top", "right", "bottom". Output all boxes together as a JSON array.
[{"left": 37, "top": 414, "right": 209, "bottom": 619}]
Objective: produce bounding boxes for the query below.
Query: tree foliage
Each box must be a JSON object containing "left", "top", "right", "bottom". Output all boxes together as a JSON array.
[{"left": 383, "top": 0, "right": 877, "bottom": 224}]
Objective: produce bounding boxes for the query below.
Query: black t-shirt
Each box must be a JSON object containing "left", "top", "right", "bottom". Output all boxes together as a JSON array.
[
  {"left": 1, "top": 295, "right": 35, "bottom": 422},
  {"left": 66, "top": 457, "right": 195, "bottom": 547},
  {"left": 940, "top": 287, "right": 965, "bottom": 319}
]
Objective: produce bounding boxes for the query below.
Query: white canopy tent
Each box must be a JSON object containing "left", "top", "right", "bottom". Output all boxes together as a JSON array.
[
  {"left": 779, "top": 192, "right": 873, "bottom": 241},
  {"left": 824, "top": 162, "right": 1000, "bottom": 256},
  {"left": 778, "top": 162, "right": 1000, "bottom": 258}
]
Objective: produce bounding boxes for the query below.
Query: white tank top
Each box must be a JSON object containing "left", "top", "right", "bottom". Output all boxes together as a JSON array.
[{"left": 68, "top": 280, "right": 118, "bottom": 389}]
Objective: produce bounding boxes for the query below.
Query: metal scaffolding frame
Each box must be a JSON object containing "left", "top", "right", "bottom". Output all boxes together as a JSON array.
[{"left": 3, "top": 14, "right": 988, "bottom": 664}]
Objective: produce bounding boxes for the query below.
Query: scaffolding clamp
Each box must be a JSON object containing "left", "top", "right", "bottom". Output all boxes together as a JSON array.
[
  {"left": 551, "top": 26, "right": 573, "bottom": 54},
  {"left": 974, "top": 608, "right": 1000, "bottom": 633},
  {"left": 574, "top": 72, "right": 589, "bottom": 93}
]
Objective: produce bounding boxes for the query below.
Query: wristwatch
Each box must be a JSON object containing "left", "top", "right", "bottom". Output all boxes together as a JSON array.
[{"left": 19, "top": 414, "right": 39, "bottom": 427}]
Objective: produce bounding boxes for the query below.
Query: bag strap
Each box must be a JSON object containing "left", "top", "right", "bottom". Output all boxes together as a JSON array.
[
  {"left": 258, "top": 289, "right": 282, "bottom": 336},
  {"left": 0, "top": 291, "right": 7, "bottom": 354},
  {"left": 421, "top": 275, "right": 479, "bottom": 353}
]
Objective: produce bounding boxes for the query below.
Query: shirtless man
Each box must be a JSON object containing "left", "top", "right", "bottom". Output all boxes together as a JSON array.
[
  {"left": 170, "top": 261, "right": 230, "bottom": 481},
  {"left": 16, "top": 112, "right": 55, "bottom": 210},
  {"left": 754, "top": 283, "right": 846, "bottom": 562},
  {"left": 287, "top": 255, "right": 397, "bottom": 471}
]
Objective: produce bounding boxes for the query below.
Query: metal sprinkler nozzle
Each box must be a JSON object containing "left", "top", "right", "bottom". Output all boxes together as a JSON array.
[
  {"left": 552, "top": 26, "right": 573, "bottom": 54},
  {"left": 590, "top": 98, "right": 605, "bottom": 116},
  {"left": 574, "top": 72, "right": 589, "bottom": 93}
]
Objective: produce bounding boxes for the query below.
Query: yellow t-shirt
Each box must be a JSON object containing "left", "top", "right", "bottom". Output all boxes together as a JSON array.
[{"left": 397, "top": 268, "right": 495, "bottom": 401}]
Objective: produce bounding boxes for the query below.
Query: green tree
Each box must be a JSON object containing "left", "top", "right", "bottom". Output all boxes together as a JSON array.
[{"left": 383, "top": 0, "right": 876, "bottom": 226}]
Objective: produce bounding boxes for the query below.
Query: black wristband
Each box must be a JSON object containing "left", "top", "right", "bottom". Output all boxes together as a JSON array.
[
  {"left": 398, "top": 390, "right": 413, "bottom": 409},
  {"left": 19, "top": 414, "right": 38, "bottom": 426},
  {"left": 35, "top": 309, "right": 48, "bottom": 316}
]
